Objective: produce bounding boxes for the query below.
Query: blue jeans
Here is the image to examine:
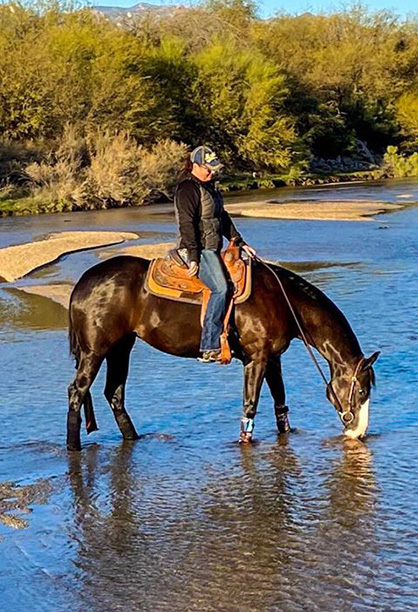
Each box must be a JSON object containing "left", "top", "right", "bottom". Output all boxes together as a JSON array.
[{"left": 198, "top": 250, "right": 229, "bottom": 351}]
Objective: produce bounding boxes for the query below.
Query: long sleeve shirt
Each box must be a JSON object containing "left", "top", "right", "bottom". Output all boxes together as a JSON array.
[{"left": 174, "top": 175, "right": 244, "bottom": 263}]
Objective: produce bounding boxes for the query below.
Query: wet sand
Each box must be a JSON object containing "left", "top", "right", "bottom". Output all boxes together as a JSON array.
[
  {"left": 16, "top": 242, "right": 175, "bottom": 307},
  {"left": 0, "top": 230, "right": 138, "bottom": 282},
  {"left": 225, "top": 200, "right": 403, "bottom": 220},
  {"left": 99, "top": 242, "right": 175, "bottom": 260}
]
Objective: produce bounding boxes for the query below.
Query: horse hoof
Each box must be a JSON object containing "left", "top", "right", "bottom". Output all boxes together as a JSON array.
[
  {"left": 239, "top": 432, "right": 253, "bottom": 444},
  {"left": 277, "top": 419, "right": 291, "bottom": 435},
  {"left": 67, "top": 443, "right": 82, "bottom": 452},
  {"left": 86, "top": 423, "right": 99, "bottom": 435},
  {"left": 122, "top": 432, "right": 139, "bottom": 441}
]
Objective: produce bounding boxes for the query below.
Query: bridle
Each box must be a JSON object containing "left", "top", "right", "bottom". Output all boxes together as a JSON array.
[
  {"left": 331, "top": 357, "right": 365, "bottom": 425},
  {"left": 260, "top": 258, "right": 365, "bottom": 425}
]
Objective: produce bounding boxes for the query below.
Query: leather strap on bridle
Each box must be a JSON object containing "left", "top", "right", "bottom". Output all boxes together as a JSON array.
[{"left": 260, "top": 257, "right": 362, "bottom": 422}]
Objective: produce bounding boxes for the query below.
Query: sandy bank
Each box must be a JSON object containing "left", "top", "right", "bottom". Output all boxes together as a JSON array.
[
  {"left": 15, "top": 242, "right": 174, "bottom": 307},
  {"left": 100, "top": 242, "right": 175, "bottom": 260},
  {"left": 225, "top": 200, "right": 402, "bottom": 220},
  {"left": 0, "top": 231, "right": 138, "bottom": 282}
]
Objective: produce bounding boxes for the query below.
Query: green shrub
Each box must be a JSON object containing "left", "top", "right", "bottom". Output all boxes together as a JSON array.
[{"left": 382, "top": 145, "right": 418, "bottom": 178}]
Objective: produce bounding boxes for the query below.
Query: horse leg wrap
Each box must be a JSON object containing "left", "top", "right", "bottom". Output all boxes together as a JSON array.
[
  {"left": 115, "top": 411, "right": 139, "bottom": 441},
  {"left": 275, "top": 405, "right": 291, "bottom": 434},
  {"left": 67, "top": 411, "right": 82, "bottom": 451},
  {"left": 239, "top": 417, "right": 255, "bottom": 444}
]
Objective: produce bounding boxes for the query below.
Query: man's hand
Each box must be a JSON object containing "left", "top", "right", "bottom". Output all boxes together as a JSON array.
[
  {"left": 187, "top": 261, "right": 199, "bottom": 277},
  {"left": 242, "top": 244, "right": 257, "bottom": 259}
]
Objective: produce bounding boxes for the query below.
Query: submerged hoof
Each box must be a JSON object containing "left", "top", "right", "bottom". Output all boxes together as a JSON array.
[
  {"left": 239, "top": 432, "right": 253, "bottom": 444},
  {"left": 86, "top": 423, "right": 99, "bottom": 435},
  {"left": 122, "top": 431, "right": 139, "bottom": 441},
  {"left": 67, "top": 442, "right": 82, "bottom": 452},
  {"left": 276, "top": 406, "right": 290, "bottom": 435},
  {"left": 276, "top": 418, "right": 291, "bottom": 435}
]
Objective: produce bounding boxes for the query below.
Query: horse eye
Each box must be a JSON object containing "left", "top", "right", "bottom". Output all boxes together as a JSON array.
[{"left": 358, "top": 389, "right": 366, "bottom": 397}]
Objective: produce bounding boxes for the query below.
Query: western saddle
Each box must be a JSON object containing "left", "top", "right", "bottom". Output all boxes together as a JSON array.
[{"left": 145, "top": 241, "right": 252, "bottom": 364}]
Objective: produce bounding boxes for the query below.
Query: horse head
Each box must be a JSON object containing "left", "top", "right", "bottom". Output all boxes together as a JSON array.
[{"left": 326, "top": 351, "right": 380, "bottom": 439}]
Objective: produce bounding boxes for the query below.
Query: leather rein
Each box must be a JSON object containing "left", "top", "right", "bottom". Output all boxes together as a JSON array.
[{"left": 259, "top": 257, "right": 363, "bottom": 425}]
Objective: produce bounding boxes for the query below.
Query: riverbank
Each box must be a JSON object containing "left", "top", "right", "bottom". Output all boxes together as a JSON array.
[
  {"left": 13, "top": 242, "right": 177, "bottom": 307},
  {"left": 0, "top": 196, "right": 406, "bottom": 283},
  {"left": 219, "top": 169, "right": 381, "bottom": 193},
  {"left": 0, "top": 170, "right": 383, "bottom": 218}
]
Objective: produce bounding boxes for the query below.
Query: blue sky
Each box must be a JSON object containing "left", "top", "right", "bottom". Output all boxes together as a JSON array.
[{"left": 92, "top": 0, "right": 418, "bottom": 19}]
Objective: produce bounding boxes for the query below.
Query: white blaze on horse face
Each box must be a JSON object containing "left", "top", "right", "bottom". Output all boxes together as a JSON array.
[{"left": 344, "top": 399, "right": 370, "bottom": 439}]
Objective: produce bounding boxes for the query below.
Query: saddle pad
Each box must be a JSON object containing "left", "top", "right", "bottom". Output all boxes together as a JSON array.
[{"left": 145, "top": 254, "right": 252, "bottom": 305}]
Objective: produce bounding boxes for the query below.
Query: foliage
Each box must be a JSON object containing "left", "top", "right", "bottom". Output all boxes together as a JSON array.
[
  {"left": 396, "top": 92, "right": 418, "bottom": 152},
  {"left": 382, "top": 145, "right": 418, "bottom": 178},
  {"left": 2, "top": 1, "right": 418, "bottom": 214}
]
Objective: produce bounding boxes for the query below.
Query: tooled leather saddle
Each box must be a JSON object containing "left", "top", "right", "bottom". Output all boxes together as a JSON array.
[{"left": 145, "top": 241, "right": 252, "bottom": 363}]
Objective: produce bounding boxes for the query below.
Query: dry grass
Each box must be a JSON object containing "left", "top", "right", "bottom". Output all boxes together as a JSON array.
[
  {"left": 24, "top": 125, "right": 88, "bottom": 211},
  {"left": 86, "top": 133, "right": 187, "bottom": 207},
  {"left": 6, "top": 128, "right": 186, "bottom": 212}
]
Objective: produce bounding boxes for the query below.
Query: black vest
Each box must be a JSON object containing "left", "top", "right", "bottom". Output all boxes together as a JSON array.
[{"left": 198, "top": 182, "right": 224, "bottom": 251}]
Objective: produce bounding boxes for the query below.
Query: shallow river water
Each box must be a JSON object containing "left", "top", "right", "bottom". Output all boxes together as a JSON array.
[{"left": 0, "top": 180, "right": 417, "bottom": 611}]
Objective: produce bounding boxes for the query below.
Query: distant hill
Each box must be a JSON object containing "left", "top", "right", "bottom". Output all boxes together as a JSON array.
[{"left": 93, "top": 3, "right": 182, "bottom": 19}]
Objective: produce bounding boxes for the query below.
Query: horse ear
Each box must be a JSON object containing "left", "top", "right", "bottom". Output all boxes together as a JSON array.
[{"left": 362, "top": 351, "right": 380, "bottom": 370}]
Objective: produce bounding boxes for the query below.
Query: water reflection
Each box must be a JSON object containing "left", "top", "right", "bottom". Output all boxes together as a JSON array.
[
  {"left": 324, "top": 439, "right": 378, "bottom": 525},
  {"left": 62, "top": 437, "right": 381, "bottom": 612},
  {"left": 0, "top": 289, "right": 68, "bottom": 333}
]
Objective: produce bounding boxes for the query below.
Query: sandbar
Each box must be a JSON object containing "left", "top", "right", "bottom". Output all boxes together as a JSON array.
[
  {"left": 15, "top": 242, "right": 175, "bottom": 308},
  {"left": 225, "top": 200, "right": 402, "bottom": 220},
  {"left": 0, "top": 231, "right": 138, "bottom": 282},
  {"left": 100, "top": 242, "right": 175, "bottom": 260}
]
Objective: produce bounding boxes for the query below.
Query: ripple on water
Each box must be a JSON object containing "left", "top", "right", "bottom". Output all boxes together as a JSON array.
[{"left": 0, "top": 184, "right": 418, "bottom": 611}]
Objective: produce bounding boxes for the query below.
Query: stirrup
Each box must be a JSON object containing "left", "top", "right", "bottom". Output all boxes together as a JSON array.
[{"left": 197, "top": 350, "right": 222, "bottom": 363}]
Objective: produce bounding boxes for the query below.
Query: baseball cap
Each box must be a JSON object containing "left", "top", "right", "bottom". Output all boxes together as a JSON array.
[{"left": 190, "top": 146, "right": 223, "bottom": 172}]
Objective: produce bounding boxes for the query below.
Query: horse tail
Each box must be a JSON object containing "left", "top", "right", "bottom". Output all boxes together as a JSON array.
[
  {"left": 68, "top": 313, "right": 81, "bottom": 366},
  {"left": 68, "top": 303, "right": 99, "bottom": 434}
]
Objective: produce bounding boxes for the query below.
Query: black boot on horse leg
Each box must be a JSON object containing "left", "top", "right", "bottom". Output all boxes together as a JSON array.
[
  {"left": 240, "top": 360, "right": 266, "bottom": 444},
  {"left": 265, "top": 356, "right": 291, "bottom": 434},
  {"left": 104, "top": 334, "right": 139, "bottom": 441},
  {"left": 67, "top": 390, "right": 82, "bottom": 452},
  {"left": 67, "top": 353, "right": 102, "bottom": 451}
]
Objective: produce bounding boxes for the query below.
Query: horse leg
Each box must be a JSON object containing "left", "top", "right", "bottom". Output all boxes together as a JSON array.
[
  {"left": 240, "top": 359, "right": 266, "bottom": 443},
  {"left": 104, "top": 333, "right": 139, "bottom": 441},
  {"left": 67, "top": 352, "right": 103, "bottom": 451},
  {"left": 265, "top": 356, "right": 291, "bottom": 434}
]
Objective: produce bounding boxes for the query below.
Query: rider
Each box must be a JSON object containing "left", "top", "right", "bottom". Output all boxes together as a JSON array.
[{"left": 174, "top": 145, "right": 256, "bottom": 363}]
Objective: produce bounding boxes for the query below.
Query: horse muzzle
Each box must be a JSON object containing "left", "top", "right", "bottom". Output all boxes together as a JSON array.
[{"left": 343, "top": 399, "right": 370, "bottom": 439}]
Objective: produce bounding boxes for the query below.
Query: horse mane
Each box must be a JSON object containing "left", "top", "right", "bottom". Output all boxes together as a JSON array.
[
  {"left": 265, "top": 260, "right": 363, "bottom": 357},
  {"left": 266, "top": 261, "right": 342, "bottom": 311}
]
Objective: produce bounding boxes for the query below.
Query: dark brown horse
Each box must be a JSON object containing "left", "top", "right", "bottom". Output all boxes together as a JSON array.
[{"left": 67, "top": 255, "right": 379, "bottom": 450}]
